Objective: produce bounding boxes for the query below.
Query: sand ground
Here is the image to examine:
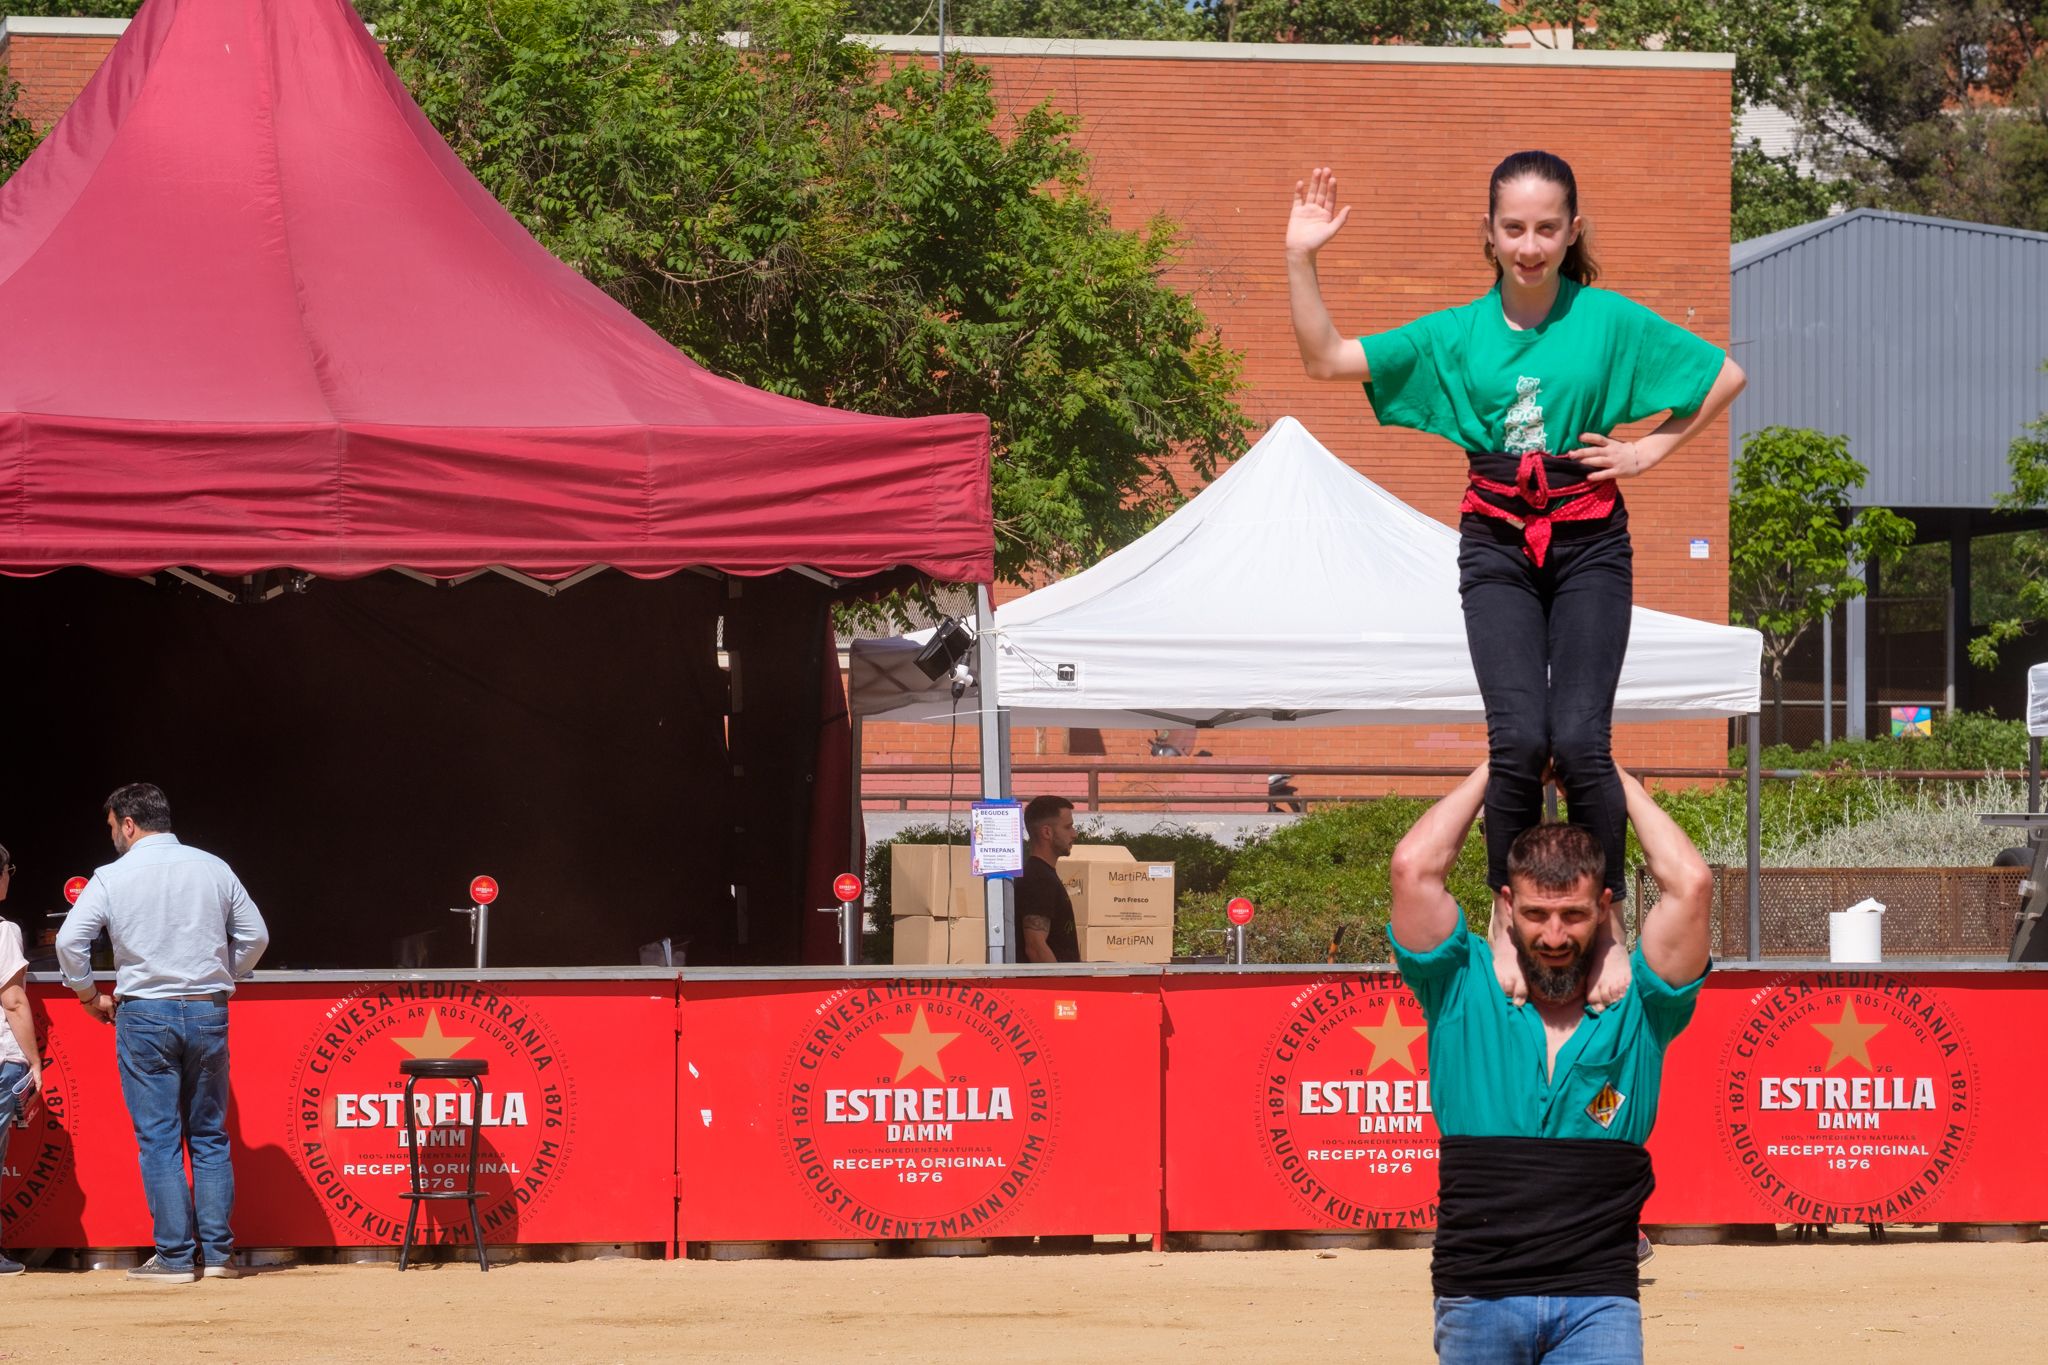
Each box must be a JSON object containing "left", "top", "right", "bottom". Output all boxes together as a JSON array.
[{"left": 4, "top": 1231, "right": 2040, "bottom": 1363}]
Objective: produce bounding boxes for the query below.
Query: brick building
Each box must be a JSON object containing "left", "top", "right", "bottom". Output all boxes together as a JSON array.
[{"left": 1, "top": 20, "right": 1739, "bottom": 804}]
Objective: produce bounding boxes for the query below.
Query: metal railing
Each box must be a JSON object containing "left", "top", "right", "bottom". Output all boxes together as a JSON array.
[{"left": 860, "top": 760, "right": 2044, "bottom": 811}]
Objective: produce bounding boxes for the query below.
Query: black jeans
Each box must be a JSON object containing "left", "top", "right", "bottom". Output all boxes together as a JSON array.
[{"left": 1457, "top": 520, "right": 1633, "bottom": 901}]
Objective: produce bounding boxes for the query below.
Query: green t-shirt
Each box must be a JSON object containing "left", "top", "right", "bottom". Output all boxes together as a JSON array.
[
  {"left": 1360, "top": 280, "right": 1726, "bottom": 455},
  {"left": 1389, "top": 917, "right": 1705, "bottom": 1145}
]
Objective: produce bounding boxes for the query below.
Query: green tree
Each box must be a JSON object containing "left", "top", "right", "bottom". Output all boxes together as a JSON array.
[
  {"left": 1792, "top": 0, "right": 2048, "bottom": 230},
  {"left": 1731, "top": 144, "right": 1837, "bottom": 241},
  {"left": 841, "top": 0, "right": 1200, "bottom": 39},
  {"left": 1729, "top": 426, "right": 1916, "bottom": 742},
  {"left": 378, "top": 0, "right": 1246, "bottom": 583},
  {"left": 1199, "top": 0, "right": 1501, "bottom": 45},
  {"left": 1513, "top": 0, "right": 1864, "bottom": 111},
  {"left": 1968, "top": 362, "right": 2048, "bottom": 666},
  {"left": 18, "top": 0, "right": 143, "bottom": 13},
  {"left": 0, "top": 69, "right": 40, "bottom": 186}
]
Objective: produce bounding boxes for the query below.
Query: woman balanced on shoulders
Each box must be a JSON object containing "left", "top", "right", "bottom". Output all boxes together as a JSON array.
[{"left": 1286, "top": 153, "right": 1744, "bottom": 997}]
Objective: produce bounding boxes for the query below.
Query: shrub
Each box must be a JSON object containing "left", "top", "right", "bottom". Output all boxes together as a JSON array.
[
  {"left": 1181, "top": 800, "right": 1490, "bottom": 963},
  {"left": 1743, "top": 708, "right": 2031, "bottom": 773}
]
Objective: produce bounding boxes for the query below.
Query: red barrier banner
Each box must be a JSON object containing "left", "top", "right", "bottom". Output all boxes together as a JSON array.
[
  {"left": 1165, "top": 969, "right": 2048, "bottom": 1231},
  {"left": 1645, "top": 970, "right": 2048, "bottom": 1225},
  {"left": 8, "top": 980, "right": 677, "bottom": 1248},
  {"left": 678, "top": 976, "right": 1161, "bottom": 1242},
  {"left": 1164, "top": 973, "right": 1440, "bottom": 1233}
]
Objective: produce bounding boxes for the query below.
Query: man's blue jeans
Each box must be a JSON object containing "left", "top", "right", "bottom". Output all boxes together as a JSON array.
[
  {"left": 115, "top": 998, "right": 234, "bottom": 1270},
  {"left": 0, "top": 1059, "right": 27, "bottom": 1241},
  {"left": 1434, "top": 1294, "right": 1643, "bottom": 1364}
]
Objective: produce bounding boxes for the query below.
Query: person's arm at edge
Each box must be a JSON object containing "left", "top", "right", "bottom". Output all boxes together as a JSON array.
[
  {"left": 53, "top": 879, "right": 114, "bottom": 1021},
  {"left": 1625, "top": 769, "right": 1713, "bottom": 986},
  {"left": 227, "top": 877, "right": 269, "bottom": 977},
  {"left": 1020, "top": 921, "right": 1056, "bottom": 963},
  {"left": 0, "top": 967, "right": 38, "bottom": 1094},
  {"left": 1389, "top": 764, "right": 1489, "bottom": 954},
  {"left": 1582, "top": 356, "right": 1747, "bottom": 482},
  {"left": 1286, "top": 168, "right": 1371, "bottom": 383}
]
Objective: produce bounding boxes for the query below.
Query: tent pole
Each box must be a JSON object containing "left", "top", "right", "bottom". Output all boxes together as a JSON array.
[
  {"left": 850, "top": 712, "right": 866, "bottom": 891},
  {"left": 974, "top": 585, "right": 1013, "bottom": 963},
  {"left": 1746, "top": 712, "right": 1762, "bottom": 962},
  {"left": 1821, "top": 606, "right": 1833, "bottom": 746},
  {"left": 1845, "top": 559, "right": 1868, "bottom": 740}
]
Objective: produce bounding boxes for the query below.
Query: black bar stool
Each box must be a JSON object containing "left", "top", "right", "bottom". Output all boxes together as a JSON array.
[{"left": 396, "top": 1057, "right": 491, "bottom": 1272}]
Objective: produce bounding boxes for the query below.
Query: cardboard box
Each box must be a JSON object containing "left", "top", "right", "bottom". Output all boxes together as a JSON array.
[
  {"left": 890, "top": 843, "right": 978, "bottom": 919},
  {"left": 893, "top": 915, "right": 989, "bottom": 965},
  {"left": 1058, "top": 845, "right": 1175, "bottom": 927},
  {"left": 1080, "top": 923, "right": 1173, "bottom": 963}
]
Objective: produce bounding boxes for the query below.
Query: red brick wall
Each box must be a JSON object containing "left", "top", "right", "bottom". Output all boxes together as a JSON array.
[
  {"left": 0, "top": 30, "right": 1736, "bottom": 793},
  {"left": 0, "top": 32, "right": 120, "bottom": 129}
]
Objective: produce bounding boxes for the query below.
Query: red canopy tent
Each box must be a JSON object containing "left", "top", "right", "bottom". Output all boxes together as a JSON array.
[
  {"left": 0, "top": 0, "right": 993, "bottom": 966},
  {"left": 0, "top": 0, "right": 992, "bottom": 583}
]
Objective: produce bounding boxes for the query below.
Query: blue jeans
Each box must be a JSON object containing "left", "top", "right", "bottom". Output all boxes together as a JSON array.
[
  {"left": 115, "top": 998, "right": 234, "bottom": 1269},
  {"left": 0, "top": 1059, "right": 26, "bottom": 1240},
  {"left": 1434, "top": 1295, "right": 1643, "bottom": 1364}
]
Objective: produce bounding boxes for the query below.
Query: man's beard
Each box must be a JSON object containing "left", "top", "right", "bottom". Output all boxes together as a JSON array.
[
  {"left": 1511, "top": 924, "right": 1591, "bottom": 1004},
  {"left": 111, "top": 827, "right": 131, "bottom": 856}
]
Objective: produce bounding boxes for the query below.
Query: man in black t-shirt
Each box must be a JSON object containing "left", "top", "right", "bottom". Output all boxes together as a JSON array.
[{"left": 1017, "top": 795, "right": 1081, "bottom": 963}]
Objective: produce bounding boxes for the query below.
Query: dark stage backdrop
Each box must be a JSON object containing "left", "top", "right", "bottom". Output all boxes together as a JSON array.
[{"left": 0, "top": 569, "right": 745, "bottom": 968}]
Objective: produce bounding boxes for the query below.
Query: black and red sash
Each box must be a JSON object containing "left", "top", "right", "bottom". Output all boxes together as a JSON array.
[{"left": 1459, "top": 451, "right": 1622, "bottom": 566}]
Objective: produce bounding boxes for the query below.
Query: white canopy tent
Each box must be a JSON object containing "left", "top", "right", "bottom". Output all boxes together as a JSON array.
[
  {"left": 853, "top": 417, "right": 1762, "bottom": 727},
  {"left": 856, "top": 417, "right": 1768, "bottom": 962}
]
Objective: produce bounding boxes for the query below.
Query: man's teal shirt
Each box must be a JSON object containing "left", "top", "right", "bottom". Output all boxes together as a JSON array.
[{"left": 1390, "top": 918, "right": 1706, "bottom": 1145}]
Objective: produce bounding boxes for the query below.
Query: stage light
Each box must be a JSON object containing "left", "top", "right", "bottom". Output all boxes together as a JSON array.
[{"left": 913, "top": 616, "right": 974, "bottom": 682}]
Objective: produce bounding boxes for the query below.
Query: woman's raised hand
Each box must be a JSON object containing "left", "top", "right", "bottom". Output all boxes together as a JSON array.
[{"left": 1286, "top": 167, "right": 1351, "bottom": 256}]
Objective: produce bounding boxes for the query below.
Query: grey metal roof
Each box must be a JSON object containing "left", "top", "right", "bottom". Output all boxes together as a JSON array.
[{"left": 1731, "top": 209, "right": 2048, "bottom": 510}]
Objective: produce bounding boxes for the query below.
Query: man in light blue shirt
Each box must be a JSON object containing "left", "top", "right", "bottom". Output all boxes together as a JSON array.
[{"left": 55, "top": 783, "right": 268, "bottom": 1285}]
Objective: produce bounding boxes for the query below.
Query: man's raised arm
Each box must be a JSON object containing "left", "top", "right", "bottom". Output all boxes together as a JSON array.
[
  {"left": 1624, "top": 769, "right": 1714, "bottom": 986},
  {"left": 1389, "top": 764, "right": 1489, "bottom": 954}
]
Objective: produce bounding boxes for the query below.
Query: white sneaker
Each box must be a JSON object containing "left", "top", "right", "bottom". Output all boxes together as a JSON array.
[
  {"left": 202, "top": 1261, "right": 242, "bottom": 1279},
  {"left": 126, "top": 1256, "right": 197, "bottom": 1283}
]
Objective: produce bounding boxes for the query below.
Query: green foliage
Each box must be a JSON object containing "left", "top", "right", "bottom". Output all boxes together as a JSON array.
[
  {"left": 1184, "top": 800, "right": 1491, "bottom": 962},
  {"left": 1729, "top": 427, "right": 1916, "bottom": 724},
  {"left": 866, "top": 758, "right": 2028, "bottom": 961},
  {"left": 1969, "top": 362, "right": 2048, "bottom": 667},
  {"left": 842, "top": 0, "right": 1201, "bottom": 39},
  {"left": 1202, "top": 0, "right": 1502, "bottom": 45},
  {"left": 1795, "top": 0, "right": 2048, "bottom": 231},
  {"left": 1731, "top": 144, "right": 1837, "bottom": 241},
  {"left": 22, "top": 0, "right": 143, "bottom": 14},
  {"left": 377, "top": 0, "right": 1247, "bottom": 585},
  {"left": 0, "top": 69, "right": 42, "bottom": 187},
  {"left": 1743, "top": 708, "right": 2034, "bottom": 774},
  {"left": 1515, "top": 0, "right": 1862, "bottom": 113}
]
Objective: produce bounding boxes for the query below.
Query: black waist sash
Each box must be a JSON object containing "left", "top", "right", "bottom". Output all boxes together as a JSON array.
[{"left": 1433, "top": 1135, "right": 1654, "bottom": 1301}]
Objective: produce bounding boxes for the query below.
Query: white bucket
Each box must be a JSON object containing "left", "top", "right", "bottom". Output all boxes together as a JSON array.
[{"left": 1829, "top": 902, "right": 1884, "bottom": 963}]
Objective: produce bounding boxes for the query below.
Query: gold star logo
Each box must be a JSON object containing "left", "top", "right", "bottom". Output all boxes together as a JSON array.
[
  {"left": 1354, "top": 1002, "right": 1427, "bottom": 1076},
  {"left": 392, "top": 1009, "right": 475, "bottom": 1061},
  {"left": 1812, "top": 999, "right": 1886, "bottom": 1071},
  {"left": 880, "top": 1006, "right": 960, "bottom": 1083}
]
